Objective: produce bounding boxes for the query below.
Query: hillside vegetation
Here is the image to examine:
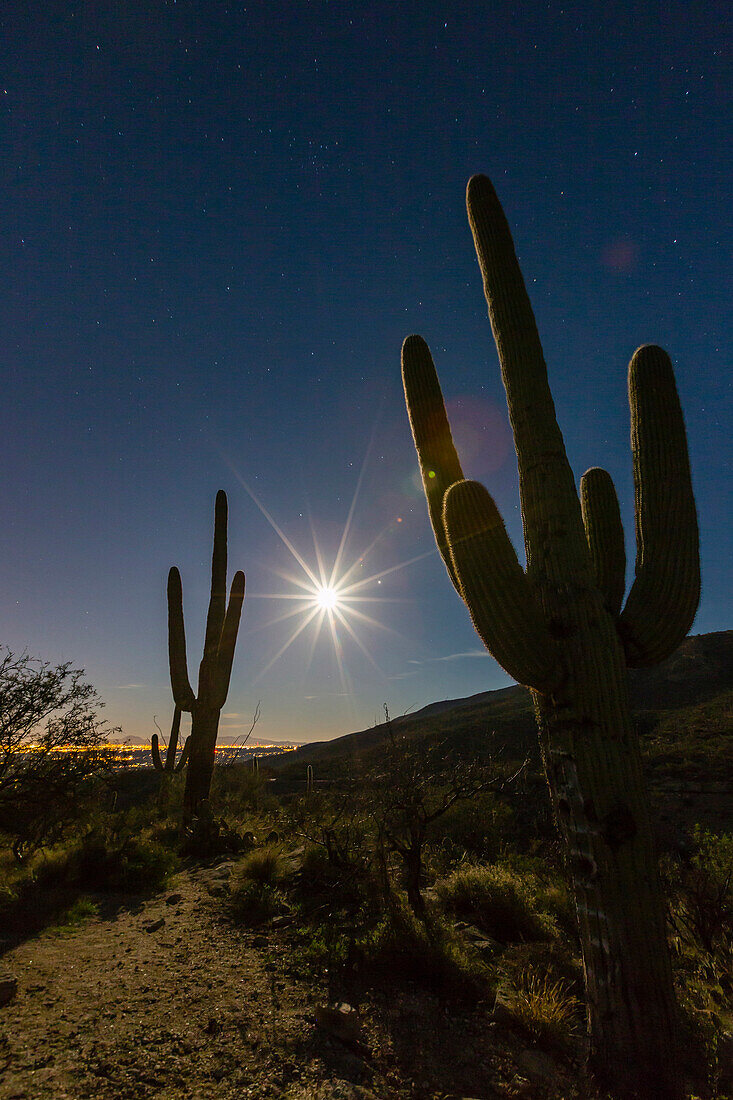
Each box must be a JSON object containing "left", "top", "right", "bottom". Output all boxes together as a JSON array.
[{"left": 0, "top": 631, "right": 730, "bottom": 1098}]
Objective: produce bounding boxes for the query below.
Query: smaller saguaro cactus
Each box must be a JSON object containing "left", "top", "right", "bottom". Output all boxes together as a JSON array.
[
  {"left": 251, "top": 755, "right": 259, "bottom": 773},
  {"left": 168, "top": 490, "right": 245, "bottom": 823},
  {"left": 151, "top": 706, "right": 190, "bottom": 774},
  {"left": 306, "top": 764, "right": 314, "bottom": 795}
]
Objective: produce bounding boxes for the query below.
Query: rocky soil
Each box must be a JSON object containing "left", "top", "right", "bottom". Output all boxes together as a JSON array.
[{"left": 0, "top": 861, "right": 601, "bottom": 1099}]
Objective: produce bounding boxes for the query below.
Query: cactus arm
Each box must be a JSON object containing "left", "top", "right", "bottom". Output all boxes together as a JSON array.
[
  {"left": 618, "top": 345, "right": 700, "bottom": 666},
  {"left": 202, "top": 489, "right": 229, "bottom": 674},
  {"left": 151, "top": 733, "right": 164, "bottom": 771},
  {"left": 466, "top": 175, "right": 588, "bottom": 580},
  {"left": 443, "top": 479, "right": 559, "bottom": 691},
  {"left": 174, "top": 737, "right": 190, "bottom": 773},
  {"left": 212, "top": 570, "right": 246, "bottom": 708},
  {"left": 164, "top": 705, "right": 182, "bottom": 771},
  {"left": 167, "top": 568, "right": 196, "bottom": 711},
  {"left": 580, "top": 467, "right": 626, "bottom": 616},
  {"left": 402, "top": 334, "right": 465, "bottom": 592}
]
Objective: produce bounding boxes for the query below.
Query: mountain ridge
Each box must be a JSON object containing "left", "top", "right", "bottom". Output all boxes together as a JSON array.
[{"left": 273, "top": 629, "right": 732, "bottom": 771}]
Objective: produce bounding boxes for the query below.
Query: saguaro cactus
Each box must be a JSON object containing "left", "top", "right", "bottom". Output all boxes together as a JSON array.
[
  {"left": 151, "top": 706, "right": 190, "bottom": 775},
  {"left": 402, "top": 175, "right": 699, "bottom": 1100},
  {"left": 168, "top": 490, "right": 245, "bottom": 823}
]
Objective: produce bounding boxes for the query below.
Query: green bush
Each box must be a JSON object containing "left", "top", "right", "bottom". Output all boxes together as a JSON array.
[
  {"left": 429, "top": 792, "right": 514, "bottom": 864},
  {"left": 230, "top": 879, "right": 285, "bottom": 926},
  {"left": 231, "top": 845, "right": 283, "bottom": 888},
  {"left": 661, "top": 827, "right": 733, "bottom": 1092},
  {"left": 300, "top": 842, "right": 332, "bottom": 884},
  {"left": 71, "top": 830, "right": 178, "bottom": 893},
  {"left": 437, "top": 862, "right": 557, "bottom": 943},
  {"left": 211, "top": 762, "right": 276, "bottom": 812},
  {"left": 55, "top": 896, "right": 99, "bottom": 929},
  {"left": 366, "top": 897, "right": 493, "bottom": 1001}
]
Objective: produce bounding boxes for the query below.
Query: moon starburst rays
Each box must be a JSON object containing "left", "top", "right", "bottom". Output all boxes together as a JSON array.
[{"left": 229, "top": 456, "right": 431, "bottom": 691}]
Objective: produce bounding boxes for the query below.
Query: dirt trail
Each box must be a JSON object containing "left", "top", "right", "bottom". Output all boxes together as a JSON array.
[
  {"left": 0, "top": 862, "right": 595, "bottom": 1099},
  {"left": 0, "top": 863, "right": 377, "bottom": 1099}
]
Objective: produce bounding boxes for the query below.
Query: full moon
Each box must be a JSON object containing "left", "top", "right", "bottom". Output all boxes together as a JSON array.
[{"left": 316, "top": 586, "right": 339, "bottom": 611}]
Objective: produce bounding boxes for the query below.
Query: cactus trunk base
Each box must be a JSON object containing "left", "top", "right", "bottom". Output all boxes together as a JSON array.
[
  {"left": 534, "top": 609, "right": 681, "bottom": 1100},
  {"left": 182, "top": 706, "right": 221, "bottom": 824}
]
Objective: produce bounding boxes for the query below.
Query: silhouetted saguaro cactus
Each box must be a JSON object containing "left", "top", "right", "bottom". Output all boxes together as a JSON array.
[
  {"left": 306, "top": 763, "right": 314, "bottom": 795},
  {"left": 402, "top": 175, "right": 699, "bottom": 1100},
  {"left": 168, "top": 490, "right": 245, "bottom": 823},
  {"left": 151, "top": 706, "right": 190, "bottom": 775}
]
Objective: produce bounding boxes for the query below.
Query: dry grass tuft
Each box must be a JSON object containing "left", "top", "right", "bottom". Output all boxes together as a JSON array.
[{"left": 500, "top": 972, "right": 582, "bottom": 1051}]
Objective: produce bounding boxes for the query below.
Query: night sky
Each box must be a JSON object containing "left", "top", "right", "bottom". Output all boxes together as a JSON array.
[{"left": 2, "top": 2, "right": 730, "bottom": 745}]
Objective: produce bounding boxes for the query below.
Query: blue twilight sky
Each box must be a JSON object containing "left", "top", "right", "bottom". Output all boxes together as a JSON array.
[{"left": 1, "top": 1, "right": 730, "bottom": 744}]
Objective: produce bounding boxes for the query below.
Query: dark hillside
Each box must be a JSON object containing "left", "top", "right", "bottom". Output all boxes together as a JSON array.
[{"left": 272, "top": 631, "right": 732, "bottom": 836}]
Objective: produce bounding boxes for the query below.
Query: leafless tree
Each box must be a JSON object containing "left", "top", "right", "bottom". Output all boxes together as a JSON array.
[
  {"left": 366, "top": 706, "right": 526, "bottom": 924},
  {"left": 220, "top": 702, "right": 262, "bottom": 768}
]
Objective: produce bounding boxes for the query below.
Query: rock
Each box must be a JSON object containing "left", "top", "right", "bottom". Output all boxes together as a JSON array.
[
  {"left": 460, "top": 925, "right": 499, "bottom": 953},
  {"left": 516, "top": 1048, "right": 557, "bottom": 1081},
  {"left": 314, "top": 1003, "right": 366, "bottom": 1051},
  {"left": 165, "top": 893, "right": 183, "bottom": 906},
  {"left": 266, "top": 830, "right": 280, "bottom": 844},
  {"left": 199, "top": 866, "right": 233, "bottom": 896},
  {"left": 143, "top": 918, "right": 165, "bottom": 933},
  {"left": 205, "top": 1016, "right": 221, "bottom": 1035},
  {"left": 214, "top": 860, "right": 237, "bottom": 874},
  {"left": 270, "top": 914, "right": 293, "bottom": 929},
  {"left": 0, "top": 975, "right": 18, "bottom": 1005}
]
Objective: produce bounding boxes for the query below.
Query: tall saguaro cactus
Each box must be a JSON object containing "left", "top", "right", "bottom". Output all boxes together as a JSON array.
[
  {"left": 402, "top": 175, "right": 699, "bottom": 1100},
  {"left": 167, "top": 490, "right": 245, "bottom": 823}
]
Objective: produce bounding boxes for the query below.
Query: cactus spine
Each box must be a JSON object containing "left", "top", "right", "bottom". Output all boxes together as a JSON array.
[
  {"left": 151, "top": 706, "right": 190, "bottom": 774},
  {"left": 167, "top": 490, "right": 245, "bottom": 823},
  {"left": 402, "top": 175, "right": 699, "bottom": 1100}
]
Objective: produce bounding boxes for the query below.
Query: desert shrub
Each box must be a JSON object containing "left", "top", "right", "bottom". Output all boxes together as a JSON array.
[
  {"left": 71, "top": 829, "right": 178, "bottom": 893},
  {"left": 0, "top": 649, "right": 121, "bottom": 860},
  {"left": 681, "top": 827, "right": 733, "bottom": 957},
  {"left": 437, "top": 862, "right": 557, "bottom": 943},
  {"left": 300, "top": 842, "right": 332, "bottom": 884},
  {"left": 0, "top": 846, "right": 78, "bottom": 935},
  {"left": 231, "top": 844, "right": 283, "bottom": 888},
  {"left": 530, "top": 878, "right": 578, "bottom": 940},
  {"left": 499, "top": 972, "right": 581, "bottom": 1051},
  {"left": 499, "top": 941, "right": 585, "bottom": 998},
  {"left": 230, "top": 878, "right": 286, "bottom": 925},
  {"left": 429, "top": 792, "right": 514, "bottom": 865},
  {"left": 661, "top": 828, "right": 733, "bottom": 1093},
  {"left": 180, "top": 802, "right": 255, "bottom": 859},
  {"left": 289, "top": 788, "right": 373, "bottom": 877},
  {"left": 211, "top": 762, "right": 276, "bottom": 815},
  {"left": 55, "top": 896, "right": 99, "bottom": 929},
  {"left": 365, "top": 896, "right": 493, "bottom": 1001}
]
